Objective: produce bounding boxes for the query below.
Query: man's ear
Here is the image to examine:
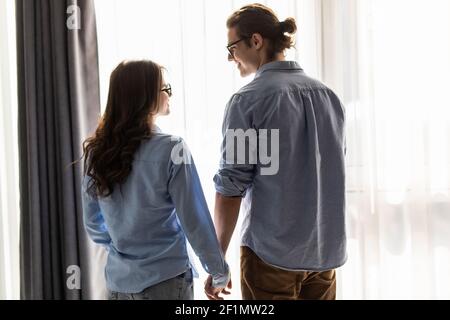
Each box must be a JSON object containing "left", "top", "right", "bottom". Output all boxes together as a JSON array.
[{"left": 251, "top": 33, "right": 264, "bottom": 50}]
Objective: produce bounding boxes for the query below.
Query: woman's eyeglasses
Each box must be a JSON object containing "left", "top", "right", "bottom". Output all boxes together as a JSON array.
[{"left": 161, "top": 84, "right": 172, "bottom": 97}]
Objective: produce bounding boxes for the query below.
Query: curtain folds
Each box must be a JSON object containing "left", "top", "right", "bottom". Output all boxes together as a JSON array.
[{"left": 16, "top": 0, "right": 105, "bottom": 299}]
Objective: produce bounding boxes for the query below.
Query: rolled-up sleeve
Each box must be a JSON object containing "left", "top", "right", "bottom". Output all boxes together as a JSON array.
[
  {"left": 81, "top": 175, "right": 111, "bottom": 248},
  {"left": 214, "top": 94, "right": 256, "bottom": 197}
]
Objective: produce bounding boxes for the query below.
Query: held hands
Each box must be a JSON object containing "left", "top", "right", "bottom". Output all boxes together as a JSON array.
[{"left": 204, "top": 274, "right": 232, "bottom": 300}]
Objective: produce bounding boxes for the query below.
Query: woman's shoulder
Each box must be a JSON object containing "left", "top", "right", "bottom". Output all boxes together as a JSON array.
[{"left": 136, "top": 132, "right": 185, "bottom": 162}]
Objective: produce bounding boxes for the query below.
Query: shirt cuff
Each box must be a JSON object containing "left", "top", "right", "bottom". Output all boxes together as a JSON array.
[
  {"left": 213, "top": 173, "right": 246, "bottom": 197},
  {"left": 212, "top": 270, "right": 231, "bottom": 288}
]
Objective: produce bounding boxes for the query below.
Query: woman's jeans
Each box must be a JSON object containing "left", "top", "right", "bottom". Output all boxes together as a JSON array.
[{"left": 108, "top": 269, "right": 194, "bottom": 300}]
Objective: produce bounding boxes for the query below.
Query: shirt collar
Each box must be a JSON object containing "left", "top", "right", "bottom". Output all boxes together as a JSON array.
[
  {"left": 254, "top": 60, "right": 303, "bottom": 79},
  {"left": 152, "top": 125, "right": 162, "bottom": 133}
]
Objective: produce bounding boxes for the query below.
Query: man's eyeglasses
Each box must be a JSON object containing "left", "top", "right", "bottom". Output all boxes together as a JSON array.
[
  {"left": 226, "top": 38, "right": 248, "bottom": 58},
  {"left": 161, "top": 84, "right": 172, "bottom": 97}
]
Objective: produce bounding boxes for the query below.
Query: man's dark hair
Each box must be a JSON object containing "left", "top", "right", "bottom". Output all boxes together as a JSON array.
[{"left": 227, "top": 3, "right": 297, "bottom": 59}]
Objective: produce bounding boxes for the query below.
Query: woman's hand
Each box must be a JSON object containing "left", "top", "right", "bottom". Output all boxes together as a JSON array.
[{"left": 204, "top": 275, "right": 232, "bottom": 300}]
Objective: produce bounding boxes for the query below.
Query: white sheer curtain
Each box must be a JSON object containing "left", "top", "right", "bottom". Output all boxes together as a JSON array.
[
  {"left": 323, "top": 0, "right": 450, "bottom": 299},
  {"left": 0, "top": 0, "right": 20, "bottom": 300},
  {"left": 95, "top": 0, "right": 450, "bottom": 299}
]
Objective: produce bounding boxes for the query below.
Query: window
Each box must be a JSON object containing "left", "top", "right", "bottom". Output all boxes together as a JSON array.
[{"left": 95, "top": 0, "right": 450, "bottom": 299}]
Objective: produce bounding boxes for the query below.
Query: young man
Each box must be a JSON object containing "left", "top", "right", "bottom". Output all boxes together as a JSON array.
[{"left": 204, "top": 4, "right": 347, "bottom": 300}]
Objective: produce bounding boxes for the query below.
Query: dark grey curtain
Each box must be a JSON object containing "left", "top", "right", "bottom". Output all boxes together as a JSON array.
[{"left": 16, "top": 0, "right": 105, "bottom": 299}]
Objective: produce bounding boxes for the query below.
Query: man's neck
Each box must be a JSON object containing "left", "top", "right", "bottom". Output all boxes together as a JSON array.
[{"left": 257, "top": 52, "right": 286, "bottom": 70}]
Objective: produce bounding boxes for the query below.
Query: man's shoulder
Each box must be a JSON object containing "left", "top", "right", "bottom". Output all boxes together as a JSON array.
[{"left": 232, "top": 71, "right": 333, "bottom": 105}]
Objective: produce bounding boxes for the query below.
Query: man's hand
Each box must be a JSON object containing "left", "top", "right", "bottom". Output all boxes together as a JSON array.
[
  {"left": 205, "top": 193, "right": 239, "bottom": 300},
  {"left": 204, "top": 275, "right": 232, "bottom": 300}
]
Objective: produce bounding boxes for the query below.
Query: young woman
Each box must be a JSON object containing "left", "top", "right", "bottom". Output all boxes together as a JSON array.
[{"left": 81, "top": 60, "right": 229, "bottom": 300}]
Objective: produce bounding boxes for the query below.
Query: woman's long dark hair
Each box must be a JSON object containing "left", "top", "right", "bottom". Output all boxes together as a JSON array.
[{"left": 83, "top": 60, "right": 163, "bottom": 197}]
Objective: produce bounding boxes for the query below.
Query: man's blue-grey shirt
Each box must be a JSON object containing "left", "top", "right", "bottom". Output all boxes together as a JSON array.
[
  {"left": 214, "top": 61, "right": 347, "bottom": 271},
  {"left": 82, "top": 129, "right": 229, "bottom": 293}
]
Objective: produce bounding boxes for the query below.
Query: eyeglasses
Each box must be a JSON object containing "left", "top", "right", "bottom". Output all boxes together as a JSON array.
[
  {"left": 226, "top": 38, "right": 248, "bottom": 58},
  {"left": 161, "top": 84, "right": 172, "bottom": 97}
]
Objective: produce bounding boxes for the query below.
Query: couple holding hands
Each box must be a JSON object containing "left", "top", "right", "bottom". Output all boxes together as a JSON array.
[{"left": 82, "top": 3, "right": 347, "bottom": 300}]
